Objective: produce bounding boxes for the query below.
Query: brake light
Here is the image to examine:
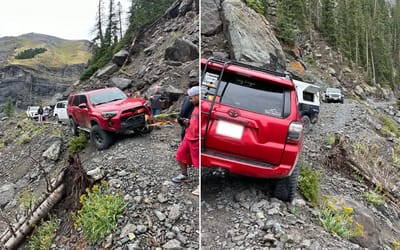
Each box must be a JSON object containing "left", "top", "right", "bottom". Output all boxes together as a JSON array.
[{"left": 287, "top": 121, "right": 303, "bottom": 144}]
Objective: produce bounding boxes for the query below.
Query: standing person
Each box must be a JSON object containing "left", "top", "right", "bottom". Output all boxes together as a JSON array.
[
  {"left": 178, "top": 81, "right": 198, "bottom": 140},
  {"left": 37, "top": 105, "right": 43, "bottom": 123},
  {"left": 149, "top": 86, "right": 165, "bottom": 116},
  {"left": 172, "top": 86, "right": 200, "bottom": 196},
  {"left": 133, "top": 91, "right": 141, "bottom": 98}
]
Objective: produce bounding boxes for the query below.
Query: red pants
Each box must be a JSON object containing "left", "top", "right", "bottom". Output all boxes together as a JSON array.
[{"left": 175, "top": 137, "right": 199, "bottom": 168}]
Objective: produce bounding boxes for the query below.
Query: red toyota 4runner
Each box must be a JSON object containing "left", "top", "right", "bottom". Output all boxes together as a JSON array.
[
  {"left": 201, "top": 58, "right": 304, "bottom": 201},
  {"left": 67, "top": 87, "right": 152, "bottom": 150}
]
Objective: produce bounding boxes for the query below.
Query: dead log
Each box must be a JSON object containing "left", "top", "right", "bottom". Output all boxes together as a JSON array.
[
  {"left": 3, "top": 184, "right": 65, "bottom": 250},
  {"left": 0, "top": 169, "right": 66, "bottom": 245},
  {"left": 0, "top": 154, "right": 91, "bottom": 249}
]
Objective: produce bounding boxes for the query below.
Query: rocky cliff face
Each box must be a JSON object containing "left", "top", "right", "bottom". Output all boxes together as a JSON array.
[
  {"left": 0, "top": 64, "right": 85, "bottom": 109},
  {"left": 71, "top": 0, "right": 199, "bottom": 113},
  {"left": 0, "top": 33, "right": 91, "bottom": 111}
]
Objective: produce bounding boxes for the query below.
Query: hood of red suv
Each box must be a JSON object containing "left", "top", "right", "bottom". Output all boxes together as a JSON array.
[{"left": 93, "top": 98, "right": 146, "bottom": 112}]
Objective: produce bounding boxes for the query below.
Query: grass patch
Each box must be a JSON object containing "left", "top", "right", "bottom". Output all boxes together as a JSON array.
[
  {"left": 379, "top": 115, "right": 400, "bottom": 138},
  {"left": 326, "top": 134, "right": 336, "bottom": 146},
  {"left": 245, "top": 0, "right": 265, "bottom": 14},
  {"left": 298, "top": 161, "right": 320, "bottom": 206},
  {"left": 363, "top": 190, "right": 385, "bottom": 205},
  {"left": 27, "top": 215, "right": 60, "bottom": 250},
  {"left": 363, "top": 184, "right": 385, "bottom": 205},
  {"left": 319, "top": 196, "right": 364, "bottom": 239},
  {"left": 69, "top": 134, "right": 88, "bottom": 154},
  {"left": 10, "top": 119, "right": 45, "bottom": 146},
  {"left": 72, "top": 180, "right": 125, "bottom": 244},
  {"left": 18, "top": 188, "right": 37, "bottom": 211}
]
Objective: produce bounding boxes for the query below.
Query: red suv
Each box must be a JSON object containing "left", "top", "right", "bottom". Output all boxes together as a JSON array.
[
  {"left": 67, "top": 87, "right": 152, "bottom": 150},
  {"left": 201, "top": 58, "right": 304, "bottom": 201}
]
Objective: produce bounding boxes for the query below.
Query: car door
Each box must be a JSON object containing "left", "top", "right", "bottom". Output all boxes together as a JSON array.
[
  {"left": 75, "top": 95, "right": 90, "bottom": 128},
  {"left": 58, "top": 102, "right": 68, "bottom": 120}
]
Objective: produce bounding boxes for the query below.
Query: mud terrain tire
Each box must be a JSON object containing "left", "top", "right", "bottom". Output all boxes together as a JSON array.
[
  {"left": 273, "top": 162, "right": 300, "bottom": 202},
  {"left": 90, "top": 125, "right": 114, "bottom": 150}
]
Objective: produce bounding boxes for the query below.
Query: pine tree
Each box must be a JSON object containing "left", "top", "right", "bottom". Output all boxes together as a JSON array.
[
  {"left": 320, "top": 0, "right": 337, "bottom": 46},
  {"left": 4, "top": 98, "right": 13, "bottom": 117}
]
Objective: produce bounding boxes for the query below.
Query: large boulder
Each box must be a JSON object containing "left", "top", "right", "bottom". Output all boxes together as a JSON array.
[
  {"left": 95, "top": 64, "right": 119, "bottom": 78},
  {"left": 164, "top": 38, "right": 198, "bottom": 62},
  {"left": 42, "top": 139, "right": 62, "bottom": 161},
  {"left": 179, "top": 0, "right": 193, "bottom": 16},
  {"left": 0, "top": 183, "right": 16, "bottom": 208},
  {"left": 221, "top": 0, "right": 286, "bottom": 71},
  {"left": 112, "top": 49, "right": 129, "bottom": 67},
  {"left": 201, "top": 0, "right": 223, "bottom": 36},
  {"left": 111, "top": 77, "right": 132, "bottom": 90}
]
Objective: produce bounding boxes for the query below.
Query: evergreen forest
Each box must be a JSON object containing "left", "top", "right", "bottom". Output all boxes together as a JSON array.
[{"left": 248, "top": 0, "right": 400, "bottom": 89}]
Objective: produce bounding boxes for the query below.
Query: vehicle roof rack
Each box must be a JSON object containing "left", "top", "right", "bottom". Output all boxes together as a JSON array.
[{"left": 203, "top": 57, "right": 292, "bottom": 79}]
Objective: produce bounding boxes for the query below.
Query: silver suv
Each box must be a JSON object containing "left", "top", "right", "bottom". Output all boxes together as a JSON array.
[{"left": 323, "top": 87, "right": 344, "bottom": 103}]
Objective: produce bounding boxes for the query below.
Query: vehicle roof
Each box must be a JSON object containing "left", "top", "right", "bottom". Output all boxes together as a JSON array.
[
  {"left": 201, "top": 58, "right": 295, "bottom": 89},
  {"left": 56, "top": 100, "right": 68, "bottom": 103},
  {"left": 293, "top": 79, "right": 320, "bottom": 93}
]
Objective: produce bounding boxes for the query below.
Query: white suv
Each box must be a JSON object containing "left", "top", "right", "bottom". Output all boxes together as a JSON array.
[
  {"left": 53, "top": 101, "right": 68, "bottom": 123},
  {"left": 26, "top": 106, "right": 40, "bottom": 119}
]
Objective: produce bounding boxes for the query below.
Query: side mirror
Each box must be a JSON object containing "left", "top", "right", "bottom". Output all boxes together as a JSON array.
[
  {"left": 78, "top": 103, "right": 87, "bottom": 109},
  {"left": 126, "top": 92, "right": 132, "bottom": 97}
]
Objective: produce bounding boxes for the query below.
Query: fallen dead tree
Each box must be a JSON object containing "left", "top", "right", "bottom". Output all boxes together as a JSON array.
[
  {"left": 324, "top": 135, "right": 400, "bottom": 211},
  {"left": 0, "top": 155, "right": 90, "bottom": 250}
]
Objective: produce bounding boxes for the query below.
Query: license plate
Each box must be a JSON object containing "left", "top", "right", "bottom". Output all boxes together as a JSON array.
[{"left": 216, "top": 120, "right": 244, "bottom": 139}]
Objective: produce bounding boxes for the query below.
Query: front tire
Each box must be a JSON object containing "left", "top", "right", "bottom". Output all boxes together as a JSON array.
[
  {"left": 273, "top": 163, "right": 300, "bottom": 202},
  {"left": 90, "top": 125, "right": 114, "bottom": 150}
]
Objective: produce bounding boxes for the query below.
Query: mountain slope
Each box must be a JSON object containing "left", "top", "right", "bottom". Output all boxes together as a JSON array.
[{"left": 0, "top": 33, "right": 91, "bottom": 110}]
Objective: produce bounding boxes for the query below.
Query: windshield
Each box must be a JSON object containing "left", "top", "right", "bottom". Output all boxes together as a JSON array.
[
  {"left": 202, "top": 72, "right": 288, "bottom": 118},
  {"left": 89, "top": 89, "right": 127, "bottom": 106},
  {"left": 326, "top": 88, "right": 341, "bottom": 94}
]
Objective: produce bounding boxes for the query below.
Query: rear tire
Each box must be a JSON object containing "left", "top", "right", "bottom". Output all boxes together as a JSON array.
[
  {"left": 90, "top": 125, "right": 114, "bottom": 150},
  {"left": 302, "top": 116, "right": 311, "bottom": 134},
  {"left": 273, "top": 163, "right": 300, "bottom": 202},
  {"left": 69, "top": 118, "right": 79, "bottom": 136}
]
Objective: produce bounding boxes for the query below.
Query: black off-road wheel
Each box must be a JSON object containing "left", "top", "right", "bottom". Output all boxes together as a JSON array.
[
  {"left": 90, "top": 125, "right": 114, "bottom": 150},
  {"left": 302, "top": 115, "right": 311, "bottom": 134},
  {"left": 273, "top": 162, "right": 300, "bottom": 202},
  {"left": 69, "top": 118, "right": 79, "bottom": 136}
]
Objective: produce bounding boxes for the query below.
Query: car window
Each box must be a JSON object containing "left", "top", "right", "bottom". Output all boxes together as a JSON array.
[
  {"left": 57, "top": 102, "right": 66, "bottom": 108},
  {"left": 303, "top": 91, "right": 314, "bottom": 102},
  {"left": 89, "top": 88, "right": 127, "bottom": 106},
  {"left": 72, "top": 95, "right": 87, "bottom": 106},
  {"left": 202, "top": 72, "right": 288, "bottom": 118}
]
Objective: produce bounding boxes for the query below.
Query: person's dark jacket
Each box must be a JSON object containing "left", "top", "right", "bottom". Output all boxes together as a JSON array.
[{"left": 178, "top": 95, "right": 195, "bottom": 139}]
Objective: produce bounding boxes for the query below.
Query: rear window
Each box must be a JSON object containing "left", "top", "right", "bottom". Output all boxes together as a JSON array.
[
  {"left": 56, "top": 102, "right": 66, "bottom": 108},
  {"left": 303, "top": 91, "right": 314, "bottom": 102},
  {"left": 202, "top": 71, "right": 290, "bottom": 118}
]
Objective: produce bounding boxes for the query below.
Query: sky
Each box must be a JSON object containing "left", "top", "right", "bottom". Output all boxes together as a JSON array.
[{"left": 0, "top": 0, "right": 131, "bottom": 40}]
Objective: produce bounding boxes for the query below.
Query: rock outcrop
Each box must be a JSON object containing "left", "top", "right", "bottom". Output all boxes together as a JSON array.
[{"left": 201, "top": 0, "right": 285, "bottom": 71}]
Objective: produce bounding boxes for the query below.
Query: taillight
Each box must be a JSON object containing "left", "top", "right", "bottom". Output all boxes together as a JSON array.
[{"left": 287, "top": 121, "right": 303, "bottom": 144}]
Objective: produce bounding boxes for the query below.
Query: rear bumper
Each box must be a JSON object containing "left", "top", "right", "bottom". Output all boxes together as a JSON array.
[{"left": 201, "top": 147, "right": 300, "bottom": 178}]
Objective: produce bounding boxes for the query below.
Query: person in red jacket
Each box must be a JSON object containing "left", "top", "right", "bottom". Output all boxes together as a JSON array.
[{"left": 172, "top": 86, "right": 199, "bottom": 195}]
